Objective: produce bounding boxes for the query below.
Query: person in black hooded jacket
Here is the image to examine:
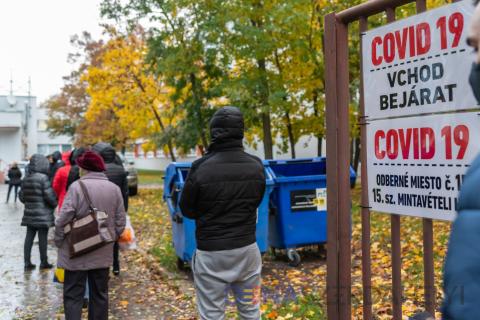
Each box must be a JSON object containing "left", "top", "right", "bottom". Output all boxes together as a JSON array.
[
  {"left": 179, "top": 106, "right": 266, "bottom": 320},
  {"left": 92, "top": 142, "right": 128, "bottom": 276},
  {"left": 66, "top": 147, "right": 86, "bottom": 191},
  {"left": 6, "top": 162, "right": 22, "bottom": 203},
  {"left": 19, "top": 154, "right": 57, "bottom": 270},
  {"left": 48, "top": 150, "right": 64, "bottom": 181}
]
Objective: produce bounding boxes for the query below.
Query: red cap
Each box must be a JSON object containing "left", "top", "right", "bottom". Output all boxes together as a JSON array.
[{"left": 76, "top": 151, "right": 106, "bottom": 172}]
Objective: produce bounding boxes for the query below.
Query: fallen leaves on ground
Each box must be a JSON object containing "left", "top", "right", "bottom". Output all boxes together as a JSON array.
[{"left": 120, "top": 187, "right": 450, "bottom": 319}]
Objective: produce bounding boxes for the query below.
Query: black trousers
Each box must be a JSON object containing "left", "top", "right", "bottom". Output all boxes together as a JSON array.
[
  {"left": 24, "top": 226, "right": 48, "bottom": 265},
  {"left": 64, "top": 268, "right": 109, "bottom": 320},
  {"left": 6, "top": 184, "right": 19, "bottom": 202},
  {"left": 113, "top": 242, "right": 120, "bottom": 271}
]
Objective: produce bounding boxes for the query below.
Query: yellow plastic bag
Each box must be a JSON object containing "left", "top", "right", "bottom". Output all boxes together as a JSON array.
[{"left": 53, "top": 267, "right": 65, "bottom": 284}]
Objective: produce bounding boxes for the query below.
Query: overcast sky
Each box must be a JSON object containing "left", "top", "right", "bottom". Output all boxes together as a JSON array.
[{"left": 0, "top": 0, "right": 104, "bottom": 104}]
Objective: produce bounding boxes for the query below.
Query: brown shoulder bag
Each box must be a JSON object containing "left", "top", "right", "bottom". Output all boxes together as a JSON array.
[{"left": 64, "top": 181, "right": 114, "bottom": 258}]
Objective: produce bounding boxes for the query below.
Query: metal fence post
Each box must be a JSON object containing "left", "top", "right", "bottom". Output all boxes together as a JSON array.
[
  {"left": 325, "top": 12, "right": 340, "bottom": 320},
  {"left": 359, "top": 15, "right": 373, "bottom": 320}
]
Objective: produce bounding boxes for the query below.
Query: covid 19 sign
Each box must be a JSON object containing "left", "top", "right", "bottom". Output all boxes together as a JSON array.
[
  {"left": 363, "top": 0, "right": 477, "bottom": 119},
  {"left": 362, "top": 0, "right": 479, "bottom": 221}
]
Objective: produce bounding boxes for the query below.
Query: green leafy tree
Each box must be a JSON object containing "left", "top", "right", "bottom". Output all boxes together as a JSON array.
[{"left": 101, "top": 0, "right": 227, "bottom": 154}]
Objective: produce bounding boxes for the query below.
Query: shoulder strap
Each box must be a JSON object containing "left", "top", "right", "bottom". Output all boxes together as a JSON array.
[{"left": 78, "top": 180, "right": 96, "bottom": 211}]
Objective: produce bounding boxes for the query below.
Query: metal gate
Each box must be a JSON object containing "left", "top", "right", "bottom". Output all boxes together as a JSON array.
[{"left": 324, "top": 0, "right": 462, "bottom": 319}]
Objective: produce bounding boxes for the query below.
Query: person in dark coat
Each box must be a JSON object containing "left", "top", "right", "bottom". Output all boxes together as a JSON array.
[
  {"left": 48, "top": 150, "right": 64, "bottom": 181},
  {"left": 442, "top": 3, "right": 480, "bottom": 318},
  {"left": 179, "top": 106, "right": 266, "bottom": 320},
  {"left": 67, "top": 147, "right": 86, "bottom": 191},
  {"left": 6, "top": 162, "right": 22, "bottom": 203},
  {"left": 92, "top": 142, "right": 128, "bottom": 276},
  {"left": 19, "top": 154, "right": 57, "bottom": 270}
]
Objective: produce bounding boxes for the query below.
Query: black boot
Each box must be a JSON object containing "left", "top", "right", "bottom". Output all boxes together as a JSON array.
[
  {"left": 40, "top": 262, "right": 53, "bottom": 270},
  {"left": 24, "top": 263, "right": 36, "bottom": 271}
]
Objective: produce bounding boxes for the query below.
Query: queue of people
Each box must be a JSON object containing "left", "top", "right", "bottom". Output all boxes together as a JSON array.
[{"left": 9, "top": 143, "right": 128, "bottom": 320}]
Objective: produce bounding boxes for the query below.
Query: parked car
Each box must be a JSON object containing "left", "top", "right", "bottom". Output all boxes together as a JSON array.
[
  {"left": 4, "top": 161, "right": 28, "bottom": 184},
  {"left": 118, "top": 154, "right": 138, "bottom": 196}
]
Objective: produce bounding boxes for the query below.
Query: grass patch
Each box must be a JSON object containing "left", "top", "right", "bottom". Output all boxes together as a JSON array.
[
  {"left": 128, "top": 189, "right": 177, "bottom": 272},
  {"left": 148, "top": 243, "right": 177, "bottom": 273},
  {"left": 137, "top": 169, "right": 165, "bottom": 185},
  {"left": 260, "top": 294, "right": 326, "bottom": 319}
]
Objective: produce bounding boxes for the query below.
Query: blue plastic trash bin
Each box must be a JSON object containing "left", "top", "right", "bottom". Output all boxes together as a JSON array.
[
  {"left": 163, "top": 162, "right": 274, "bottom": 270},
  {"left": 163, "top": 163, "right": 196, "bottom": 270},
  {"left": 266, "top": 157, "right": 356, "bottom": 266}
]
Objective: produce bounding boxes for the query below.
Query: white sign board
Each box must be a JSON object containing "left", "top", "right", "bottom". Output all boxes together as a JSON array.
[
  {"left": 363, "top": 0, "right": 477, "bottom": 120},
  {"left": 366, "top": 112, "right": 480, "bottom": 221}
]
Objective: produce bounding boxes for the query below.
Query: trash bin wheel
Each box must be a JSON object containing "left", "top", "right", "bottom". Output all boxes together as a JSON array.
[
  {"left": 287, "top": 249, "right": 301, "bottom": 267},
  {"left": 177, "top": 257, "right": 186, "bottom": 271},
  {"left": 271, "top": 247, "right": 281, "bottom": 258},
  {"left": 317, "top": 244, "right": 327, "bottom": 258}
]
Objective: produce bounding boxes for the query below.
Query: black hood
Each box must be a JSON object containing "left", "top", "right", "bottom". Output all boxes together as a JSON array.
[
  {"left": 209, "top": 106, "right": 244, "bottom": 145},
  {"left": 51, "top": 151, "right": 62, "bottom": 162},
  {"left": 92, "top": 142, "right": 117, "bottom": 163},
  {"left": 70, "top": 147, "right": 86, "bottom": 165},
  {"left": 29, "top": 154, "right": 49, "bottom": 175}
]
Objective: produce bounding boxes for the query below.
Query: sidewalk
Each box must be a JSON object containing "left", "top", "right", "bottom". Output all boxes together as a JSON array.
[
  {"left": 0, "top": 183, "right": 179, "bottom": 320},
  {"left": 0, "top": 184, "right": 62, "bottom": 319}
]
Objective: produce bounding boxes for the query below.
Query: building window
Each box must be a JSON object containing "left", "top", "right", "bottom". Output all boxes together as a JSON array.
[{"left": 38, "top": 120, "right": 48, "bottom": 132}]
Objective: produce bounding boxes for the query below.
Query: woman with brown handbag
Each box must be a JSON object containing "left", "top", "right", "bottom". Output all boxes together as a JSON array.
[{"left": 54, "top": 151, "right": 126, "bottom": 320}]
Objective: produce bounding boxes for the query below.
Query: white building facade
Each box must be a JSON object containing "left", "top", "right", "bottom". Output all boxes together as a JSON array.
[
  {"left": 36, "top": 106, "right": 72, "bottom": 156},
  {"left": 130, "top": 135, "right": 324, "bottom": 171},
  {"left": 0, "top": 95, "right": 37, "bottom": 166},
  {"left": 0, "top": 95, "right": 72, "bottom": 170}
]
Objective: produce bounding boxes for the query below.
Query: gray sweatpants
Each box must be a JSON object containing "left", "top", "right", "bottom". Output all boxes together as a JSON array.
[{"left": 192, "top": 243, "right": 262, "bottom": 320}]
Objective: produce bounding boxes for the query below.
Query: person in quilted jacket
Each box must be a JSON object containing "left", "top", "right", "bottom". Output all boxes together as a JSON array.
[{"left": 19, "top": 154, "right": 57, "bottom": 270}]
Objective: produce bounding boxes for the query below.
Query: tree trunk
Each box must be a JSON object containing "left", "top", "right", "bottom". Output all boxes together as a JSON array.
[
  {"left": 197, "top": 145, "right": 205, "bottom": 156},
  {"left": 250, "top": 7, "right": 273, "bottom": 160},
  {"left": 262, "top": 112, "right": 273, "bottom": 159},
  {"left": 317, "top": 135, "right": 323, "bottom": 157},
  {"left": 285, "top": 111, "right": 296, "bottom": 159},
  {"left": 312, "top": 89, "right": 325, "bottom": 158},
  {"left": 189, "top": 73, "right": 209, "bottom": 151},
  {"left": 150, "top": 106, "right": 177, "bottom": 162},
  {"left": 353, "top": 137, "right": 361, "bottom": 173},
  {"left": 257, "top": 58, "right": 273, "bottom": 159},
  {"left": 350, "top": 138, "right": 354, "bottom": 166},
  {"left": 131, "top": 75, "right": 177, "bottom": 162},
  {"left": 200, "top": 133, "right": 208, "bottom": 153}
]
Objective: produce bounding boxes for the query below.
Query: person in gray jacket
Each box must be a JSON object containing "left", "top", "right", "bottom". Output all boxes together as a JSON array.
[
  {"left": 55, "top": 151, "right": 126, "bottom": 320},
  {"left": 19, "top": 154, "right": 57, "bottom": 270}
]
